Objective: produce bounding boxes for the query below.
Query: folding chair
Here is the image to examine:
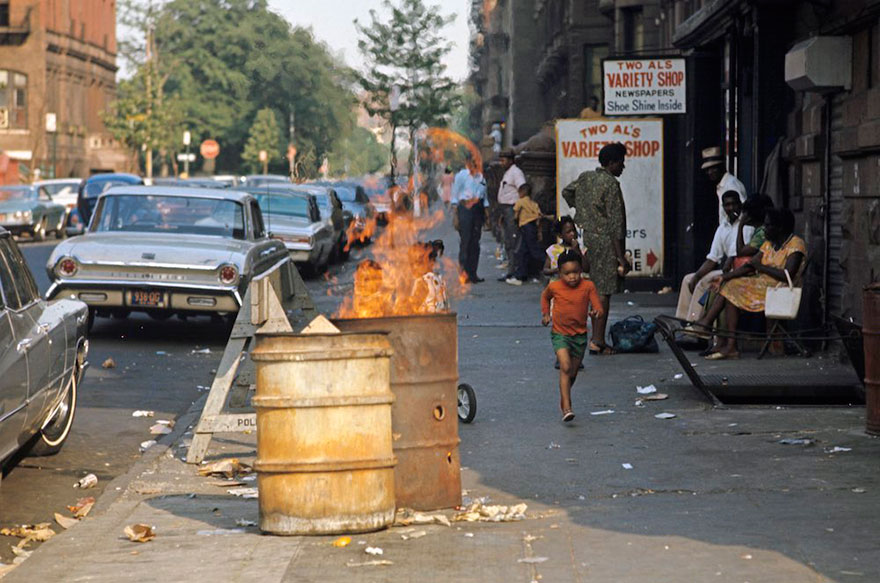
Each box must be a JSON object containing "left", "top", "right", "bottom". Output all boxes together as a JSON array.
[{"left": 757, "top": 259, "right": 811, "bottom": 359}]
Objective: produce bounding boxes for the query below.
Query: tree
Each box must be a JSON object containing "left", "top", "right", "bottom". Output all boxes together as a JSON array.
[
  {"left": 242, "top": 108, "right": 281, "bottom": 174},
  {"left": 355, "top": 0, "right": 461, "bottom": 176},
  {"left": 327, "top": 126, "right": 389, "bottom": 178}
]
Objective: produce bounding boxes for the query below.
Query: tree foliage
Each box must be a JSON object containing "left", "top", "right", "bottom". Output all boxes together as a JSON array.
[
  {"left": 327, "top": 126, "right": 389, "bottom": 178},
  {"left": 242, "top": 108, "right": 281, "bottom": 172},
  {"left": 355, "top": 0, "right": 461, "bottom": 146}
]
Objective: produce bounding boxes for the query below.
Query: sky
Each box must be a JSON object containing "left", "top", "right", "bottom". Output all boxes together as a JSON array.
[{"left": 268, "top": 0, "right": 472, "bottom": 81}]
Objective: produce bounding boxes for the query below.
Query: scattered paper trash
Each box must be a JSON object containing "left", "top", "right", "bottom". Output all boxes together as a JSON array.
[
  {"left": 132, "top": 410, "right": 154, "bottom": 418},
  {"left": 654, "top": 412, "right": 677, "bottom": 419},
  {"left": 0, "top": 524, "right": 56, "bottom": 543},
  {"left": 192, "top": 348, "right": 212, "bottom": 354},
  {"left": 643, "top": 393, "right": 668, "bottom": 401},
  {"left": 464, "top": 532, "right": 474, "bottom": 538},
  {"left": 673, "top": 373, "right": 684, "bottom": 380},
  {"left": 394, "top": 508, "right": 452, "bottom": 527},
  {"left": 621, "top": 463, "right": 633, "bottom": 470},
  {"left": 518, "top": 557, "right": 549, "bottom": 564},
  {"left": 636, "top": 385, "right": 657, "bottom": 395},
  {"left": 235, "top": 519, "right": 258, "bottom": 527},
  {"left": 54, "top": 513, "right": 79, "bottom": 530},
  {"left": 400, "top": 530, "right": 427, "bottom": 541},
  {"left": 155, "top": 351, "right": 167, "bottom": 356},
  {"left": 332, "top": 536, "right": 352, "bottom": 548},
  {"left": 590, "top": 410, "right": 615, "bottom": 416},
  {"left": 10, "top": 546, "right": 32, "bottom": 564},
  {"left": 778, "top": 438, "right": 814, "bottom": 446},
  {"left": 658, "top": 286, "right": 673, "bottom": 295},
  {"left": 150, "top": 423, "right": 173, "bottom": 435},
  {"left": 124, "top": 524, "right": 156, "bottom": 543},
  {"left": 365, "top": 546, "right": 384, "bottom": 556},
  {"left": 139, "top": 440, "right": 157, "bottom": 452},
  {"left": 74, "top": 473, "right": 98, "bottom": 489},
  {"left": 634, "top": 399, "right": 644, "bottom": 407},
  {"left": 546, "top": 442, "right": 561, "bottom": 449},
  {"left": 453, "top": 501, "right": 527, "bottom": 523},
  {"left": 198, "top": 458, "right": 253, "bottom": 479},
  {"left": 227, "top": 487, "right": 258, "bottom": 499},
  {"left": 852, "top": 488, "right": 867, "bottom": 494},
  {"left": 102, "top": 358, "right": 116, "bottom": 369},
  {"left": 826, "top": 446, "right": 852, "bottom": 453},
  {"left": 67, "top": 497, "right": 95, "bottom": 518}
]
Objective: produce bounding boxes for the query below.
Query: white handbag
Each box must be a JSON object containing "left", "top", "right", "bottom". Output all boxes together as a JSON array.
[{"left": 765, "top": 269, "right": 802, "bottom": 320}]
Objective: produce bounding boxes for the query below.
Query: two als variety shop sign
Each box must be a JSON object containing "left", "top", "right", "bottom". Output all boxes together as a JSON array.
[
  {"left": 603, "top": 58, "right": 686, "bottom": 116},
  {"left": 556, "top": 119, "right": 664, "bottom": 277}
]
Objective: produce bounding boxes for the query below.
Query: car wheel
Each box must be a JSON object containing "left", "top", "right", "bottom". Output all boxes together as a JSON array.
[
  {"left": 33, "top": 218, "right": 47, "bottom": 242},
  {"left": 29, "top": 369, "right": 78, "bottom": 456},
  {"left": 148, "top": 310, "right": 173, "bottom": 321}
]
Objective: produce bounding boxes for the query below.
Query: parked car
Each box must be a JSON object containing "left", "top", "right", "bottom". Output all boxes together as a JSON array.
[
  {"left": 47, "top": 186, "right": 288, "bottom": 326},
  {"left": 240, "top": 187, "right": 334, "bottom": 273},
  {"left": 329, "top": 182, "right": 375, "bottom": 244},
  {"left": 308, "top": 187, "right": 348, "bottom": 262},
  {"left": 243, "top": 174, "right": 290, "bottom": 188},
  {"left": 211, "top": 175, "right": 240, "bottom": 188},
  {"left": 0, "top": 228, "right": 89, "bottom": 467},
  {"left": 0, "top": 184, "right": 67, "bottom": 240},
  {"left": 77, "top": 173, "right": 143, "bottom": 230}
]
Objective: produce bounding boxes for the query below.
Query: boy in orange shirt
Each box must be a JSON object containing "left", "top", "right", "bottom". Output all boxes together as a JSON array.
[{"left": 541, "top": 250, "right": 603, "bottom": 422}]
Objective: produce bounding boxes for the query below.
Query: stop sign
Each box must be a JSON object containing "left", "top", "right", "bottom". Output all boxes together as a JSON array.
[{"left": 200, "top": 139, "right": 220, "bottom": 160}]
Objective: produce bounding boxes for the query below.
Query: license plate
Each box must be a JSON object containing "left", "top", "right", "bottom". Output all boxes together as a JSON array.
[{"left": 129, "top": 290, "right": 165, "bottom": 307}]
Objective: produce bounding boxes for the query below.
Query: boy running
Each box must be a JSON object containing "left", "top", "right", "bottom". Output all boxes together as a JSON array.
[{"left": 541, "top": 250, "right": 603, "bottom": 422}]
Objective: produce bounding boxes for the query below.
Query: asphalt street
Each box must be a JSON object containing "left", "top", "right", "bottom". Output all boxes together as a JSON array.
[{"left": 0, "top": 238, "right": 354, "bottom": 565}]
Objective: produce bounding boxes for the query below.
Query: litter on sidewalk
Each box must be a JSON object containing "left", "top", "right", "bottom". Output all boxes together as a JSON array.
[
  {"left": 453, "top": 501, "right": 528, "bottom": 523},
  {"left": 778, "top": 437, "right": 815, "bottom": 446},
  {"left": 227, "top": 487, "right": 258, "bottom": 499},
  {"left": 132, "top": 410, "right": 154, "bottom": 418},
  {"left": 123, "top": 524, "right": 156, "bottom": 543},
  {"left": 198, "top": 458, "right": 252, "bottom": 479},
  {"left": 654, "top": 412, "right": 677, "bottom": 419},
  {"left": 53, "top": 513, "right": 78, "bottom": 530},
  {"left": 74, "top": 474, "right": 97, "bottom": 489},
  {"left": 590, "top": 410, "right": 615, "bottom": 415},
  {"left": 636, "top": 385, "right": 657, "bottom": 395},
  {"left": 67, "top": 497, "right": 95, "bottom": 518}
]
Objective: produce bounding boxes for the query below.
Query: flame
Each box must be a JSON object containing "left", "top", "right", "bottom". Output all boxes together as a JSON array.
[
  {"left": 344, "top": 214, "right": 378, "bottom": 250},
  {"left": 423, "top": 128, "right": 483, "bottom": 169},
  {"left": 334, "top": 207, "right": 469, "bottom": 319}
]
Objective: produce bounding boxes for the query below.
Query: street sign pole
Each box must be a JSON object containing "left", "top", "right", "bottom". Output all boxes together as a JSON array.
[{"left": 183, "top": 131, "right": 191, "bottom": 177}]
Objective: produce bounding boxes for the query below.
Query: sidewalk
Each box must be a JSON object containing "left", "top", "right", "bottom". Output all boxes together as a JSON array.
[{"left": 4, "top": 223, "right": 878, "bottom": 582}]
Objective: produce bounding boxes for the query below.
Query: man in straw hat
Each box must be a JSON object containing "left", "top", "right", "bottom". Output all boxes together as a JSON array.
[{"left": 701, "top": 146, "right": 747, "bottom": 225}]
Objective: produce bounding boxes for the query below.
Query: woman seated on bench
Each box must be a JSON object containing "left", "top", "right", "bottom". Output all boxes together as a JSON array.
[{"left": 693, "top": 208, "right": 805, "bottom": 360}]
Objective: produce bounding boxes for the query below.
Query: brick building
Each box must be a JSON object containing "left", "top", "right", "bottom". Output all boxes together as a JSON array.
[
  {"left": 0, "top": 0, "right": 127, "bottom": 183},
  {"left": 471, "top": 0, "right": 880, "bottom": 324}
]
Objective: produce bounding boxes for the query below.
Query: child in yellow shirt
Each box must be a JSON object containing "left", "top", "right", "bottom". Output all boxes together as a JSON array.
[{"left": 506, "top": 184, "right": 551, "bottom": 285}]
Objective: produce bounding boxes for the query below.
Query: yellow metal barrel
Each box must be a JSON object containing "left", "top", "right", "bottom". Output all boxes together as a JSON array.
[
  {"left": 251, "top": 331, "right": 396, "bottom": 535},
  {"left": 334, "top": 314, "right": 462, "bottom": 511}
]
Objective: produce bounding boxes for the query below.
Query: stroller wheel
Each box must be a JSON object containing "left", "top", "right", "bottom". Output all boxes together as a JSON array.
[{"left": 457, "top": 383, "right": 477, "bottom": 424}]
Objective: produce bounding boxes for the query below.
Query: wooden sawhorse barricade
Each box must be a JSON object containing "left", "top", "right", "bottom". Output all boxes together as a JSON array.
[{"left": 186, "top": 258, "right": 317, "bottom": 464}]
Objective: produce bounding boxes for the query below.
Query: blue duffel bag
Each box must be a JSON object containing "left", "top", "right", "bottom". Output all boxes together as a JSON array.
[{"left": 610, "top": 315, "right": 659, "bottom": 353}]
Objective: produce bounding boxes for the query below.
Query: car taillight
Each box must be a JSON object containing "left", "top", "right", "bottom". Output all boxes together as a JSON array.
[
  {"left": 56, "top": 257, "right": 78, "bottom": 277},
  {"left": 219, "top": 264, "right": 239, "bottom": 285}
]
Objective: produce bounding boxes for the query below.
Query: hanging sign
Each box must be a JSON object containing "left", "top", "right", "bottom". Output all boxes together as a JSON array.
[
  {"left": 556, "top": 119, "right": 664, "bottom": 276},
  {"left": 603, "top": 58, "right": 686, "bottom": 115}
]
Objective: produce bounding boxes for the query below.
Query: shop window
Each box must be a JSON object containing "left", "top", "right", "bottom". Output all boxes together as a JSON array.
[
  {"left": 622, "top": 7, "right": 645, "bottom": 53},
  {"left": 583, "top": 44, "right": 609, "bottom": 105},
  {"left": 0, "top": 70, "right": 27, "bottom": 129}
]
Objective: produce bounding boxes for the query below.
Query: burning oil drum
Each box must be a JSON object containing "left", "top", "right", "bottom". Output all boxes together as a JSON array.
[
  {"left": 251, "top": 331, "right": 396, "bottom": 535},
  {"left": 864, "top": 284, "right": 880, "bottom": 435},
  {"left": 334, "top": 313, "right": 462, "bottom": 511}
]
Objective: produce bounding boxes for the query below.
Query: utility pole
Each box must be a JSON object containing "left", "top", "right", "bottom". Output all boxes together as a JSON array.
[
  {"left": 288, "top": 108, "right": 295, "bottom": 179},
  {"left": 389, "top": 84, "right": 400, "bottom": 185},
  {"left": 183, "top": 130, "right": 191, "bottom": 177},
  {"left": 144, "top": 23, "right": 154, "bottom": 180}
]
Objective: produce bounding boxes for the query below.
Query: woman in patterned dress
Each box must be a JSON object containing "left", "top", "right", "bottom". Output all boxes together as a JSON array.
[
  {"left": 695, "top": 208, "right": 806, "bottom": 359},
  {"left": 561, "top": 143, "right": 631, "bottom": 355}
]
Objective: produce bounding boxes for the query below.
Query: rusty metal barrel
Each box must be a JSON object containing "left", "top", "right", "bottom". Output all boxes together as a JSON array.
[
  {"left": 251, "top": 331, "right": 396, "bottom": 535},
  {"left": 864, "top": 284, "right": 880, "bottom": 435},
  {"left": 334, "top": 313, "right": 462, "bottom": 511}
]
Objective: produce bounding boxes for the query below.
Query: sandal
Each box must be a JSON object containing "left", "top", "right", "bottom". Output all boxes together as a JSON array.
[
  {"left": 588, "top": 342, "right": 616, "bottom": 355},
  {"left": 683, "top": 323, "right": 711, "bottom": 340},
  {"left": 562, "top": 410, "right": 575, "bottom": 423}
]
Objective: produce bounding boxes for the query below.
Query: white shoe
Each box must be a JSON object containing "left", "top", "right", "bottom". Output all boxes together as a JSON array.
[
  {"left": 505, "top": 277, "right": 522, "bottom": 286},
  {"left": 529, "top": 278, "right": 541, "bottom": 284}
]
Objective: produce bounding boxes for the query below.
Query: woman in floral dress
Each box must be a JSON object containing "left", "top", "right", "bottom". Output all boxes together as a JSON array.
[{"left": 695, "top": 208, "right": 806, "bottom": 359}]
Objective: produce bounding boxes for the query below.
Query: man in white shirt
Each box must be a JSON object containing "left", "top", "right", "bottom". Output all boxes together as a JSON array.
[
  {"left": 676, "top": 191, "right": 754, "bottom": 321},
  {"left": 452, "top": 156, "right": 489, "bottom": 283},
  {"left": 495, "top": 149, "right": 526, "bottom": 278},
  {"left": 701, "top": 146, "right": 747, "bottom": 224}
]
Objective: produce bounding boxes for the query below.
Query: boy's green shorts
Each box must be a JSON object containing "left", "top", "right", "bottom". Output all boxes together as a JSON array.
[{"left": 550, "top": 331, "right": 589, "bottom": 360}]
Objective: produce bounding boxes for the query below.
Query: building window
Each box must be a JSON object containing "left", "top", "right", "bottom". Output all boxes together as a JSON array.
[
  {"left": 0, "top": 70, "right": 27, "bottom": 129},
  {"left": 622, "top": 7, "right": 645, "bottom": 53},
  {"left": 0, "top": 2, "right": 9, "bottom": 27},
  {"left": 584, "top": 44, "right": 609, "bottom": 105}
]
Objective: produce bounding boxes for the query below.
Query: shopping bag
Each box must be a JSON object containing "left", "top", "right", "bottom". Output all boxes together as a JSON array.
[
  {"left": 610, "top": 315, "right": 659, "bottom": 353},
  {"left": 765, "top": 270, "right": 802, "bottom": 320}
]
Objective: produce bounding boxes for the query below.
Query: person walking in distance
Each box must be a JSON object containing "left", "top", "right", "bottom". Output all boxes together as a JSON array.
[
  {"left": 562, "top": 142, "right": 630, "bottom": 355},
  {"left": 495, "top": 149, "right": 526, "bottom": 279},
  {"left": 541, "top": 250, "right": 603, "bottom": 422},
  {"left": 451, "top": 156, "right": 488, "bottom": 284}
]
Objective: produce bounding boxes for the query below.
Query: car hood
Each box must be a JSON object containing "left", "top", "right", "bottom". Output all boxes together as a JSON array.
[
  {"left": 0, "top": 200, "right": 36, "bottom": 213},
  {"left": 56, "top": 232, "right": 250, "bottom": 267}
]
